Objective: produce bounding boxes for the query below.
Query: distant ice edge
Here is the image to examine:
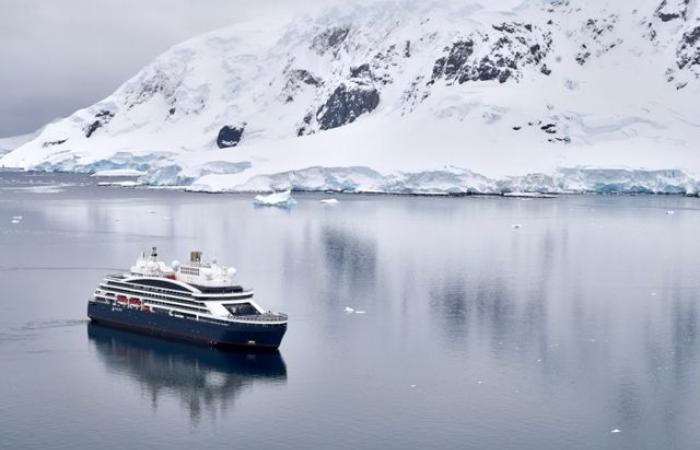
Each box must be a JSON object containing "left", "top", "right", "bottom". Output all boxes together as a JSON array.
[
  {"left": 13, "top": 156, "right": 700, "bottom": 195},
  {"left": 187, "top": 166, "right": 700, "bottom": 196}
]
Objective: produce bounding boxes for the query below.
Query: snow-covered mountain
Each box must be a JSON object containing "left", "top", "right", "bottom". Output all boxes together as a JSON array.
[{"left": 2, "top": 0, "right": 700, "bottom": 194}]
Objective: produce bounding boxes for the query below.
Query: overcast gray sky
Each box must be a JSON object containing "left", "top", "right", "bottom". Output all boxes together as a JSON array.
[{"left": 0, "top": 0, "right": 334, "bottom": 137}]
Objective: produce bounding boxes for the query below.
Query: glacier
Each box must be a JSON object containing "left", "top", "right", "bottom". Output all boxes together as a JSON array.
[{"left": 1, "top": 0, "right": 699, "bottom": 195}]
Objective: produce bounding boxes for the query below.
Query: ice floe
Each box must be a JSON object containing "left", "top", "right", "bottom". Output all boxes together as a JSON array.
[
  {"left": 320, "top": 198, "right": 339, "bottom": 205},
  {"left": 253, "top": 190, "right": 297, "bottom": 208}
]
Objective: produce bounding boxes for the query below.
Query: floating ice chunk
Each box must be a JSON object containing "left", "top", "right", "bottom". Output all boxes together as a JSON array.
[
  {"left": 254, "top": 190, "right": 297, "bottom": 209},
  {"left": 12, "top": 215, "right": 22, "bottom": 220},
  {"left": 611, "top": 429, "right": 621, "bottom": 434},
  {"left": 355, "top": 310, "right": 367, "bottom": 314},
  {"left": 512, "top": 224, "right": 522, "bottom": 229},
  {"left": 344, "top": 307, "right": 355, "bottom": 313},
  {"left": 666, "top": 210, "right": 675, "bottom": 215},
  {"left": 651, "top": 292, "right": 657, "bottom": 296},
  {"left": 410, "top": 384, "right": 417, "bottom": 388},
  {"left": 320, "top": 198, "right": 339, "bottom": 205},
  {"left": 11, "top": 219, "right": 21, "bottom": 224}
]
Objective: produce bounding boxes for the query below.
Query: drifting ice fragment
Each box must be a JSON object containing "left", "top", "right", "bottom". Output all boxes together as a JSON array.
[
  {"left": 355, "top": 310, "right": 367, "bottom": 314},
  {"left": 611, "top": 429, "right": 621, "bottom": 434},
  {"left": 512, "top": 224, "right": 522, "bottom": 229},
  {"left": 12, "top": 215, "right": 22, "bottom": 220},
  {"left": 320, "top": 198, "right": 339, "bottom": 205},
  {"left": 11, "top": 219, "right": 20, "bottom": 224},
  {"left": 410, "top": 384, "right": 417, "bottom": 388},
  {"left": 666, "top": 210, "right": 675, "bottom": 215},
  {"left": 344, "top": 307, "right": 355, "bottom": 313},
  {"left": 254, "top": 190, "right": 297, "bottom": 209}
]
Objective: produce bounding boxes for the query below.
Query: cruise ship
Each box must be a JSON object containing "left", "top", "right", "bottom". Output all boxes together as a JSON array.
[{"left": 87, "top": 248, "right": 288, "bottom": 349}]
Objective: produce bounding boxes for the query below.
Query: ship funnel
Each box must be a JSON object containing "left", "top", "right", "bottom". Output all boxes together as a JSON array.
[
  {"left": 190, "top": 251, "right": 202, "bottom": 264},
  {"left": 151, "top": 247, "right": 158, "bottom": 258}
]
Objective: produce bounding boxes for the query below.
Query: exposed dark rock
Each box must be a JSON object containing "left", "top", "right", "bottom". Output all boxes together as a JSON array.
[
  {"left": 655, "top": 0, "right": 689, "bottom": 22},
  {"left": 512, "top": 126, "right": 522, "bottom": 131},
  {"left": 432, "top": 40, "right": 474, "bottom": 80},
  {"left": 42, "top": 139, "right": 67, "bottom": 148},
  {"left": 575, "top": 49, "right": 591, "bottom": 65},
  {"left": 540, "top": 64, "right": 552, "bottom": 75},
  {"left": 317, "top": 84, "right": 380, "bottom": 130},
  {"left": 431, "top": 23, "right": 551, "bottom": 85},
  {"left": 281, "top": 69, "right": 323, "bottom": 103},
  {"left": 311, "top": 26, "right": 350, "bottom": 56},
  {"left": 350, "top": 63, "right": 373, "bottom": 80},
  {"left": 293, "top": 69, "right": 322, "bottom": 86},
  {"left": 84, "top": 110, "right": 115, "bottom": 138},
  {"left": 216, "top": 125, "right": 245, "bottom": 148},
  {"left": 677, "top": 26, "right": 700, "bottom": 70},
  {"left": 540, "top": 123, "right": 557, "bottom": 134},
  {"left": 404, "top": 40, "right": 411, "bottom": 58},
  {"left": 169, "top": 107, "right": 176, "bottom": 115}
]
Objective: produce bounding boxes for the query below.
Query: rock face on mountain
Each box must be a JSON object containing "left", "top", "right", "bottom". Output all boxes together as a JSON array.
[{"left": 2, "top": 0, "right": 700, "bottom": 194}]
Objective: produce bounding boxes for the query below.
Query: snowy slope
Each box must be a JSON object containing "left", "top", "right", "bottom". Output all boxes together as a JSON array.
[
  {"left": 2, "top": 0, "right": 700, "bottom": 194},
  {"left": 0, "top": 129, "right": 41, "bottom": 157}
]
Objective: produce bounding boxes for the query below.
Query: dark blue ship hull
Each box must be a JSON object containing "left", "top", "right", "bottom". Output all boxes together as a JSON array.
[{"left": 87, "top": 302, "right": 286, "bottom": 349}]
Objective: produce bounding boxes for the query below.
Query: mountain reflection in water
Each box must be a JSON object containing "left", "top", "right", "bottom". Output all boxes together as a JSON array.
[{"left": 87, "top": 323, "right": 287, "bottom": 423}]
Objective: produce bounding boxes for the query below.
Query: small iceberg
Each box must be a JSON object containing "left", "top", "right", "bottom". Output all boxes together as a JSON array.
[
  {"left": 355, "top": 310, "right": 367, "bottom": 314},
  {"left": 320, "top": 198, "right": 339, "bottom": 205},
  {"left": 344, "top": 307, "right": 355, "bottom": 313},
  {"left": 666, "top": 210, "right": 675, "bottom": 215},
  {"left": 254, "top": 190, "right": 297, "bottom": 209},
  {"left": 610, "top": 429, "right": 621, "bottom": 434}
]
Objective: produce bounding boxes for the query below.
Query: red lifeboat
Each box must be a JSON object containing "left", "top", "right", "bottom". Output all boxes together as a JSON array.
[
  {"left": 165, "top": 274, "right": 177, "bottom": 280},
  {"left": 116, "top": 295, "right": 128, "bottom": 305},
  {"left": 129, "top": 297, "right": 142, "bottom": 306}
]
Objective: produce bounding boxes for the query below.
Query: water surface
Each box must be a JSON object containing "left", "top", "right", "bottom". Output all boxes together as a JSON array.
[{"left": 1, "top": 173, "right": 700, "bottom": 450}]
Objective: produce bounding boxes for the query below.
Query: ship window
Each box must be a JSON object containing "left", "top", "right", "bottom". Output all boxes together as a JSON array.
[
  {"left": 223, "top": 303, "right": 259, "bottom": 316},
  {"left": 130, "top": 278, "right": 190, "bottom": 292}
]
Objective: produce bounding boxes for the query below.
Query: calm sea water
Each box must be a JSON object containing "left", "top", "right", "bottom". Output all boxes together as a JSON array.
[{"left": 2, "top": 173, "right": 700, "bottom": 450}]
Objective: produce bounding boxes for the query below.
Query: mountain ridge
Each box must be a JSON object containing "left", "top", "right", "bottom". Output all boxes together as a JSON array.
[{"left": 2, "top": 0, "right": 699, "bottom": 194}]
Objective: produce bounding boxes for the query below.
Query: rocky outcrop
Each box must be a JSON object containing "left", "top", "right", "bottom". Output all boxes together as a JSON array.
[
  {"left": 282, "top": 69, "right": 323, "bottom": 103},
  {"left": 316, "top": 84, "right": 380, "bottom": 130},
  {"left": 677, "top": 26, "right": 700, "bottom": 70},
  {"left": 84, "top": 110, "right": 115, "bottom": 138},
  {"left": 431, "top": 22, "right": 551, "bottom": 84},
  {"left": 216, "top": 125, "right": 245, "bottom": 148},
  {"left": 575, "top": 15, "right": 621, "bottom": 66},
  {"left": 311, "top": 26, "right": 350, "bottom": 56},
  {"left": 655, "top": 0, "right": 690, "bottom": 22}
]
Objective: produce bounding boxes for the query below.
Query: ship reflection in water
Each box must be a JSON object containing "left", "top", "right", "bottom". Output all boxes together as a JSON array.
[{"left": 87, "top": 323, "right": 287, "bottom": 423}]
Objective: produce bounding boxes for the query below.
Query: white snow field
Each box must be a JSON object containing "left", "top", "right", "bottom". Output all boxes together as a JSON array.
[{"left": 1, "top": 0, "right": 699, "bottom": 194}]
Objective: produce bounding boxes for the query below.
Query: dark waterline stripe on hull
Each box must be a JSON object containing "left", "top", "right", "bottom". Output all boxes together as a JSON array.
[
  {"left": 87, "top": 302, "right": 285, "bottom": 349},
  {"left": 89, "top": 316, "right": 282, "bottom": 350}
]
